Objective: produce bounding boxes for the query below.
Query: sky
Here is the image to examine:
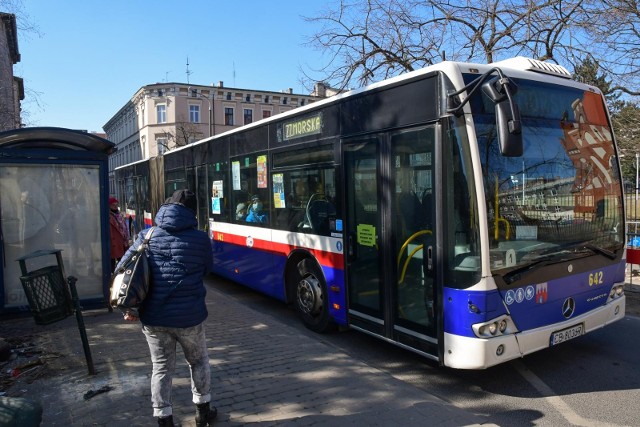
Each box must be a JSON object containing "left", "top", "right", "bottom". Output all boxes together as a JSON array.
[{"left": 12, "top": 0, "right": 330, "bottom": 132}]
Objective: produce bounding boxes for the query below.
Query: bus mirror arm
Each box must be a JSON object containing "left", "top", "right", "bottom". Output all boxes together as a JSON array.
[
  {"left": 447, "top": 68, "right": 523, "bottom": 157},
  {"left": 447, "top": 67, "right": 503, "bottom": 116}
]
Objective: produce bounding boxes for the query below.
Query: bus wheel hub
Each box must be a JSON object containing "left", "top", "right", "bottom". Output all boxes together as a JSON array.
[{"left": 297, "top": 277, "right": 322, "bottom": 316}]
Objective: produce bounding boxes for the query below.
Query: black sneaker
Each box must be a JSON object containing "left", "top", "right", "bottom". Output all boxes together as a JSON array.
[
  {"left": 195, "top": 403, "right": 218, "bottom": 426},
  {"left": 158, "top": 415, "right": 182, "bottom": 427}
]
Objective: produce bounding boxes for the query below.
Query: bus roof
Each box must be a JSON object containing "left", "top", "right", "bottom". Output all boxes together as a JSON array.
[{"left": 165, "top": 57, "right": 592, "bottom": 157}]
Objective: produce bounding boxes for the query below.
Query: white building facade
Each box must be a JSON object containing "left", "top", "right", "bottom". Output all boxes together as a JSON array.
[{"left": 104, "top": 82, "right": 325, "bottom": 193}]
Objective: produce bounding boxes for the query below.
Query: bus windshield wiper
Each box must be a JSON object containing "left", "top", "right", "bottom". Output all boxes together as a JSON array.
[
  {"left": 502, "top": 254, "right": 569, "bottom": 285},
  {"left": 582, "top": 243, "right": 617, "bottom": 260}
]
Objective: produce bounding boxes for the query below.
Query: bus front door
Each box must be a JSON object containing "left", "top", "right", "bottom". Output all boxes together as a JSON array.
[
  {"left": 344, "top": 137, "right": 384, "bottom": 335},
  {"left": 345, "top": 127, "right": 438, "bottom": 360}
]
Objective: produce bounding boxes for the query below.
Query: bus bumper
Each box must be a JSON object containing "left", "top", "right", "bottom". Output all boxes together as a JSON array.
[{"left": 443, "top": 296, "right": 625, "bottom": 369}]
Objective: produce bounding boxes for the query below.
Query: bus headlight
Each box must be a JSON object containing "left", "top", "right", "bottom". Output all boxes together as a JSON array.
[
  {"left": 608, "top": 285, "right": 624, "bottom": 301},
  {"left": 488, "top": 322, "right": 498, "bottom": 335},
  {"left": 472, "top": 315, "right": 517, "bottom": 338}
]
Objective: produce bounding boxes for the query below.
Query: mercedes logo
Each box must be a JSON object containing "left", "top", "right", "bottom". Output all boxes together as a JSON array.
[{"left": 562, "top": 297, "right": 576, "bottom": 319}]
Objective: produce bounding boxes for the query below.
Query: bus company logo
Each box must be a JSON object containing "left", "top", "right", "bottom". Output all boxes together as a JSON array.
[
  {"left": 535, "top": 283, "right": 548, "bottom": 304},
  {"left": 562, "top": 297, "right": 576, "bottom": 319},
  {"left": 246, "top": 236, "right": 254, "bottom": 248}
]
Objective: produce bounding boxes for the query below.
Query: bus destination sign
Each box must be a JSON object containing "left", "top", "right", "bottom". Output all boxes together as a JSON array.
[{"left": 281, "top": 113, "right": 322, "bottom": 141}]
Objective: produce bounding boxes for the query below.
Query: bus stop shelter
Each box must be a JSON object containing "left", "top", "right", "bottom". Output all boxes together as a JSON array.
[{"left": 0, "top": 127, "right": 115, "bottom": 316}]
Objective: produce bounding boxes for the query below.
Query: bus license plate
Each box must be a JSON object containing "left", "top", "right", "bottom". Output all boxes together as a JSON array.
[{"left": 551, "top": 324, "right": 584, "bottom": 346}]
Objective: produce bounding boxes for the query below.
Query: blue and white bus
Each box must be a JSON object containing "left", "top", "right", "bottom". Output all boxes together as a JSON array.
[{"left": 115, "top": 57, "right": 626, "bottom": 369}]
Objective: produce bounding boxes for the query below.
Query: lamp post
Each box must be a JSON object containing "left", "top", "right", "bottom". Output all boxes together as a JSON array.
[
  {"left": 188, "top": 87, "right": 214, "bottom": 138},
  {"left": 636, "top": 153, "right": 640, "bottom": 202}
]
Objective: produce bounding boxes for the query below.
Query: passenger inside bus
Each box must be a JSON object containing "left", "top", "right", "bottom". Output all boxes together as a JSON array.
[
  {"left": 235, "top": 179, "right": 251, "bottom": 221},
  {"left": 246, "top": 195, "right": 268, "bottom": 223}
]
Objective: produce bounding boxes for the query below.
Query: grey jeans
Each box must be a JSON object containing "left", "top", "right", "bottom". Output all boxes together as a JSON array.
[{"left": 142, "top": 321, "right": 211, "bottom": 418}]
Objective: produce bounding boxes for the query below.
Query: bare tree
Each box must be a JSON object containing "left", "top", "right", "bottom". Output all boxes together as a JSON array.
[
  {"left": 157, "top": 119, "right": 203, "bottom": 154},
  {"left": 303, "top": 0, "right": 638, "bottom": 96},
  {"left": 581, "top": 0, "right": 640, "bottom": 96}
]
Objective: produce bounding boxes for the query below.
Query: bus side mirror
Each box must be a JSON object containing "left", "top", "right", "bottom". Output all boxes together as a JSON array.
[{"left": 482, "top": 77, "right": 523, "bottom": 157}]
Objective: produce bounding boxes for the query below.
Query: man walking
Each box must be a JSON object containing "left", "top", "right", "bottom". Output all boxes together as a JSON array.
[{"left": 120, "top": 189, "right": 216, "bottom": 426}]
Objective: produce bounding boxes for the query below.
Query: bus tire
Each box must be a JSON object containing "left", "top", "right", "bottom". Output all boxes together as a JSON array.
[{"left": 294, "top": 259, "right": 332, "bottom": 333}]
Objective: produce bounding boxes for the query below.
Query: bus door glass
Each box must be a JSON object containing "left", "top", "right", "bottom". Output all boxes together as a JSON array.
[
  {"left": 344, "top": 137, "right": 384, "bottom": 334},
  {"left": 391, "top": 126, "right": 437, "bottom": 340}
]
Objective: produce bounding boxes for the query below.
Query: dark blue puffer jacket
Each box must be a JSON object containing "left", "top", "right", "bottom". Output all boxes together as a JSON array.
[{"left": 120, "top": 203, "right": 213, "bottom": 328}]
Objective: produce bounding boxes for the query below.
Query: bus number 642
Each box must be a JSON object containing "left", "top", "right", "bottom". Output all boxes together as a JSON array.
[{"left": 589, "top": 271, "right": 603, "bottom": 287}]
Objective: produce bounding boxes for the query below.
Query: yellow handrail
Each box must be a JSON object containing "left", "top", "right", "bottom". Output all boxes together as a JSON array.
[
  {"left": 494, "top": 175, "right": 511, "bottom": 240},
  {"left": 396, "top": 229, "right": 432, "bottom": 285}
]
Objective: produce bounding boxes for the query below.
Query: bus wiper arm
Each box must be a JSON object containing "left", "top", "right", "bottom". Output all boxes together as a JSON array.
[{"left": 583, "top": 243, "right": 617, "bottom": 260}]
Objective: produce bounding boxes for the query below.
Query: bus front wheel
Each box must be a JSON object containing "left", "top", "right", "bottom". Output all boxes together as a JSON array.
[{"left": 295, "top": 259, "right": 331, "bottom": 333}]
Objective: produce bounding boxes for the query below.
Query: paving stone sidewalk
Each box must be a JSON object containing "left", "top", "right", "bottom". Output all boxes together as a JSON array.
[{"left": 0, "top": 280, "right": 494, "bottom": 427}]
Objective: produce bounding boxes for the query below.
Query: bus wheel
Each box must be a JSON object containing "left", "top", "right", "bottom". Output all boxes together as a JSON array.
[{"left": 295, "top": 259, "right": 331, "bottom": 332}]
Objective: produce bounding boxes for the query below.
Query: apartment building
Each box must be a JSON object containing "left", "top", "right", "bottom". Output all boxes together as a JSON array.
[
  {"left": 104, "top": 81, "right": 328, "bottom": 191},
  {"left": 0, "top": 13, "right": 23, "bottom": 131}
]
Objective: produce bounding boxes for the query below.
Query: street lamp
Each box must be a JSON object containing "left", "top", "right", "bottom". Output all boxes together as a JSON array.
[{"left": 188, "top": 87, "right": 214, "bottom": 138}]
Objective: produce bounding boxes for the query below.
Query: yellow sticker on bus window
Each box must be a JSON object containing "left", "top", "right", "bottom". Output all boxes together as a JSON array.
[{"left": 357, "top": 224, "right": 376, "bottom": 247}]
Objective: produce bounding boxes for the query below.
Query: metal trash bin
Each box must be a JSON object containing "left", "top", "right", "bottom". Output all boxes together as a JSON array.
[{"left": 17, "top": 250, "right": 73, "bottom": 325}]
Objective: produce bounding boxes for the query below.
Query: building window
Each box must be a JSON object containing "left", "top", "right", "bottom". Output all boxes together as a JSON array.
[
  {"left": 190, "top": 105, "right": 200, "bottom": 123},
  {"left": 225, "top": 107, "right": 234, "bottom": 125},
  {"left": 157, "top": 137, "right": 168, "bottom": 155},
  {"left": 191, "top": 89, "right": 198, "bottom": 97},
  {"left": 301, "top": 99, "right": 305, "bottom": 106},
  {"left": 157, "top": 89, "right": 164, "bottom": 97},
  {"left": 157, "top": 104, "right": 166, "bottom": 124},
  {"left": 226, "top": 92, "right": 232, "bottom": 100},
  {"left": 264, "top": 95, "right": 269, "bottom": 103},
  {"left": 262, "top": 110, "right": 271, "bottom": 119},
  {"left": 245, "top": 94, "right": 251, "bottom": 102},
  {"left": 283, "top": 97, "right": 288, "bottom": 105},
  {"left": 243, "top": 109, "right": 253, "bottom": 125}
]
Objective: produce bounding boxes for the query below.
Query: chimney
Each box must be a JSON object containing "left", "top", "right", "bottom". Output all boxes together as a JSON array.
[
  {"left": 314, "top": 82, "right": 327, "bottom": 98},
  {"left": 288, "top": 88, "right": 293, "bottom": 94},
  {"left": 218, "top": 81, "right": 224, "bottom": 88}
]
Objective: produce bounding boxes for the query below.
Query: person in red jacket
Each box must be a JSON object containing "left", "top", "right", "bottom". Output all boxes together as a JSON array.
[{"left": 109, "top": 197, "right": 129, "bottom": 271}]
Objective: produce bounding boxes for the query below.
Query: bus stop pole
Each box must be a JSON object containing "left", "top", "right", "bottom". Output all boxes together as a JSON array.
[{"left": 67, "top": 276, "right": 96, "bottom": 375}]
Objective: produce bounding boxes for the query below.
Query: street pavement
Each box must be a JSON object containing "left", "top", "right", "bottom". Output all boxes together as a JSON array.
[{"left": 1, "top": 276, "right": 496, "bottom": 427}]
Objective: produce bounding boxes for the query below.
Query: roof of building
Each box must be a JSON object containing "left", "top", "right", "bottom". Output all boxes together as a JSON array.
[{"left": 0, "top": 13, "right": 20, "bottom": 64}]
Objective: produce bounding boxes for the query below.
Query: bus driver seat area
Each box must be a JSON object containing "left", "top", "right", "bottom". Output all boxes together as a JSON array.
[{"left": 305, "top": 195, "right": 336, "bottom": 235}]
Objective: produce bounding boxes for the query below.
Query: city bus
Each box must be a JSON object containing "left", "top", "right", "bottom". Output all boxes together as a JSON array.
[{"left": 114, "top": 57, "right": 626, "bottom": 369}]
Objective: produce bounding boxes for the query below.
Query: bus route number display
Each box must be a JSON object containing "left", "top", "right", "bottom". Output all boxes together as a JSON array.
[{"left": 280, "top": 113, "right": 323, "bottom": 141}]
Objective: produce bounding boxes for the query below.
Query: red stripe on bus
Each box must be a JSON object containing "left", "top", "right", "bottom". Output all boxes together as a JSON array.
[{"left": 213, "top": 231, "right": 344, "bottom": 269}]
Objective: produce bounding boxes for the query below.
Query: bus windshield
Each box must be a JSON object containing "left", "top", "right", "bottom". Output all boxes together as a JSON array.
[{"left": 468, "top": 77, "right": 625, "bottom": 277}]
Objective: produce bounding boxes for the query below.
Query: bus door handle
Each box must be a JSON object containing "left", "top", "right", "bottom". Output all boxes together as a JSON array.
[{"left": 427, "top": 245, "right": 433, "bottom": 271}]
